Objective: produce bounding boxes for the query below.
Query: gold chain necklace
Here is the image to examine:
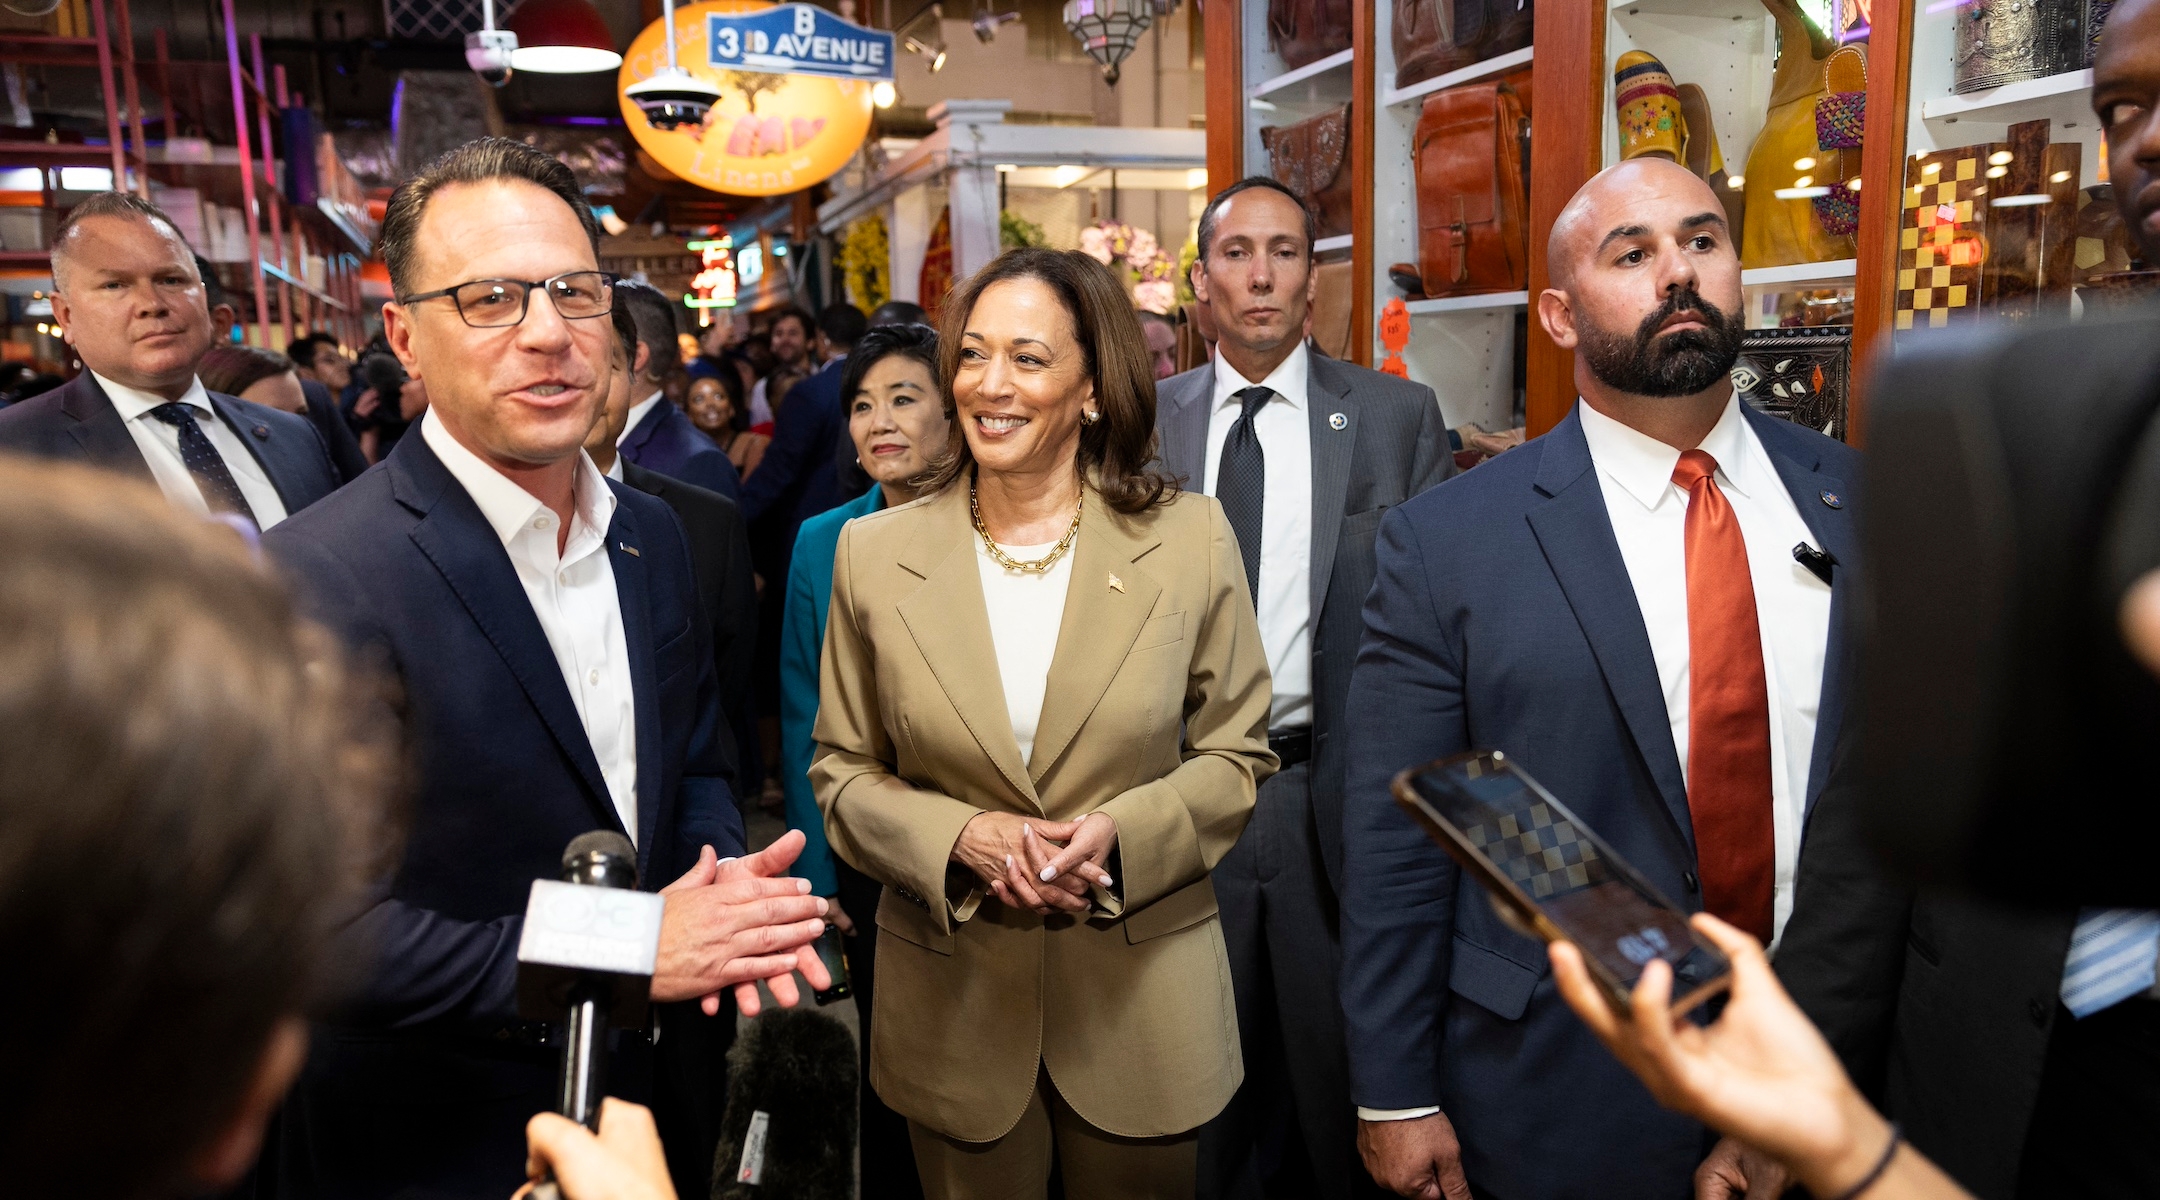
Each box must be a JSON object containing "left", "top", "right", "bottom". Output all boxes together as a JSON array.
[{"left": 971, "top": 482, "right": 1083, "bottom": 574}]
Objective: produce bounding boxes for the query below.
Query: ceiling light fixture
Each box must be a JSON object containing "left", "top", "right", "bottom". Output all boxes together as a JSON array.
[
  {"left": 624, "top": 0, "right": 723, "bottom": 130},
  {"left": 1063, "top": 0, "right": 1153, "bottom": 85},
  {"left": 971, "top": 0, "right": 1022, "bottom": 42},
  {"left": 896, "top": 3, "right": 950, "bottom": 71},
  {"left": 506, "top": 0, "right": 623, "bottom": 74}
]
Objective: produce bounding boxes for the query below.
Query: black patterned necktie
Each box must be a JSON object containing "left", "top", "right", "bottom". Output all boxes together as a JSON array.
[
  {"left": 145, "top": 401, "right": 257, "bottom": 524},
  {"left": 1215, "top": 385, "right": 1271, "bottom": 604}
]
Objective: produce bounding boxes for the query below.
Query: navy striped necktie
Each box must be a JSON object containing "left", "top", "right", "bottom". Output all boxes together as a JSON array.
[{"left": 146, "top": 401, "right": 257, "bottom": 524}]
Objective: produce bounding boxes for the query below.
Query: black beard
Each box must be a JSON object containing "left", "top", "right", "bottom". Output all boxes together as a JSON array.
[{"left": 1577, "top": 287, "right": 1745, "bottom": 398}]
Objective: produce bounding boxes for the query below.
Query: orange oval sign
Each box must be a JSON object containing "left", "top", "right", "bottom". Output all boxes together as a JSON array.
[{"left": 619, "top": 0, "right": 874, "bottom": 198}]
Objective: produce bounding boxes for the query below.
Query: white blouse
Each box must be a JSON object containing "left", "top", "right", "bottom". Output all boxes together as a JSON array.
[{"left": 975, "top": 534, "right": 1077, "bottom": 767}]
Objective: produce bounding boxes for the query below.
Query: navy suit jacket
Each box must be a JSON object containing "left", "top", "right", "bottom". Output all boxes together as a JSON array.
[
  {"left": 1339, "top": 402, "right": 1859, "bottom": 1200},
  {"left": 0, "top": 369, "right": 342, "bottom": 515},
  {"left": 258, "top": 431, "right": 743, "bottom": 1191},
  {"left": 621, "top": 393, "right": 742, "bottom": 501},
  {"left": 739, "top": 356, "right": 843, "bottom": 533}
]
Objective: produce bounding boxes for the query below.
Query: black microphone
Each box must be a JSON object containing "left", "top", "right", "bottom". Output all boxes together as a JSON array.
[{"left": 516, "top": 830, "right": 662, "bottom": 1131}]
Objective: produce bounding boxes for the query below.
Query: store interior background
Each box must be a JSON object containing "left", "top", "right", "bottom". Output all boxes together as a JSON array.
[{"left": 0, "top": 0, "right": 1212, "bottom": 372}]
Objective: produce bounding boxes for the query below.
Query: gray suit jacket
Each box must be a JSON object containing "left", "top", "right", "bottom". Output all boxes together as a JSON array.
[{"left": 1154, "top": 350, "right": 1453, "bottom": 894}]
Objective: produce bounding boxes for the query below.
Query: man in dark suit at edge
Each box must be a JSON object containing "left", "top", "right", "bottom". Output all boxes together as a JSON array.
[
  {"left": 255, "top": 137, "right": 829, "bottom": 1196},
  {"left": 1161, "top": 176, "right": 1455, "bottom": 1200},
  {"left": 1725, "top": 14, "right": 2160, "bottom": 1199},
  {"left": 0, "top": 192, "right": 340, "bottom": 523},
  {"left": 582, "top": 298, "right": 762, "bottom": 1196},
  {"left": 1341, "top": 157, "right": 1859, "bottom": 1200},
  {"left": 615, "top": 279, "right": 742, "bottom": 500}
]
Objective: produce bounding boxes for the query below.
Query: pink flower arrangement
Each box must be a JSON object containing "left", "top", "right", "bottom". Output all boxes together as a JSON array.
[{"left": 1078, "top": 219, "right": 1180, "bottom": 314}]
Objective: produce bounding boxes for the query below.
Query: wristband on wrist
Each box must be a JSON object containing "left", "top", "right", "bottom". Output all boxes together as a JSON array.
[{"left": 1824, "top": 1123, "right": 1902, "bottom": 1200}]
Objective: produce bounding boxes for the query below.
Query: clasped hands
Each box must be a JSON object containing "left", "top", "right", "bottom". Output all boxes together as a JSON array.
[
  {"left": 648, "top": 828, "right": 831, "bottom": 1017},
  {"left": 951, "top": 810, "right": 1117, "bottom": 915}
]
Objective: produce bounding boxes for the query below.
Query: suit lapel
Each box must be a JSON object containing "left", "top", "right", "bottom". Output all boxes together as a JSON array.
[
  {"left": 1307, "top": 357, "right": 1358, "bottom": 623},
  {"left": 605, "top": 494, "right": 665, "bottom": 875},
  {"left": 1160, "top": 363, "right": 1214, "bottom": 492},
  {"left": 392, "top": 436, "right": 624, "bottom": 837},
  {"left": 59, "top": 374, "right": 155, "bottom": 483},
  {"left": 1029, "top": 496, "right": 1164, "bottom": 784},
  {"left": 1745, "top": 406, "right": 1855, "bottom": 811},
  {"left": 894, "top": 487, "right": 1039, "bottom": 807},
  {"left": 207, "top": 392, "right": 304, "bottom": 511},
  {"left": 1525, "top": 411, "right": 1695, "bottom": 847},
  {"left": 621, "top": 400, "right": 665, "bottom": 457}
]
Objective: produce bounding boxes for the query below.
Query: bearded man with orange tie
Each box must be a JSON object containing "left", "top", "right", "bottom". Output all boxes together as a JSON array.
[{"left": 1338, "top": 157, "right": 1860, "bottom": 1200}]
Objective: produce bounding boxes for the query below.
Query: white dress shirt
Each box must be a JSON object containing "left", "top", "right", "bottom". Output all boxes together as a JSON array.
[
  {"left": 616, "top": 391, "right": 664, "bottom": 446},
  {"left": 422, "top": 410, "right": 641, "bottom": 840},
  {"left": 1578, "top": 396, "right": 1831, "bottom": 942},
  {"left": 1200, "top": 344, "right": 1314, "bottom": 732},
  {"left": 747, "top": 377, "right": 773, "bottom": 428},
  {"left": 976, "top": 535, "right": 1077, "bottom": 767},
  {"left": 1359, "top": 397, "right": 1832, "bottom": 1127},
  {"left": 98, "top": 371, "right": 290, "bottom": 528}
]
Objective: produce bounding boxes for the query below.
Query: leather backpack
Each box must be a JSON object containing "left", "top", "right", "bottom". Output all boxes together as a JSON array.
[
  {"left": 1412, "top": 82, "right": 1529, "bottom": 295},
  {"left": 1394, "top": 0, "right": 1535, "bottom": 90},
  {"left": 1261, "top": 104, "right": 1354, "bottom": 242},
  {"left": 1269, "top": 0, "right": 1354, "bottom": 69}
]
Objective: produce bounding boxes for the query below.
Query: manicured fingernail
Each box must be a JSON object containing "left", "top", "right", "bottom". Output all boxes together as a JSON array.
[
  {"left": 1039, "top": 865, "right": 1058, "bottom": 882},
  {"left": 796, "top": 878, "right": 811, "bottom": 892},
  {"left": 1099, "top": 874, "right": 1114, "bottom": 887},
  {"left": 1005, "top": 854, "right": 1014, "bottom": 868},
  {"left": 1023, "top": 824, "right": 1034, "bottom": 837}
]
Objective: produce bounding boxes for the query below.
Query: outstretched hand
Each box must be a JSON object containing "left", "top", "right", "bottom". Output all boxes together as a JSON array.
[
  {"left": 652, "top": 831, "right": 832, "bottom": 1018},
  {"left": 1548, "top": 915, "right": 1888, "bottom": 1194}
]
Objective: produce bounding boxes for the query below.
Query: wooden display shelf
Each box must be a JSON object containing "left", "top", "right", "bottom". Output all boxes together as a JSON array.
[
  {"left": 1384, "top": 45, "right": 1534, "bottom": 109},
  {"left": 1250, "top": 48, "right": 1355, "bottom": 99},
  {"left": 0, "top": 141, "right": 127, "bottom": 166},
  {"left": 1407, "top": 290, "right": 1530, "bottom": 314}
]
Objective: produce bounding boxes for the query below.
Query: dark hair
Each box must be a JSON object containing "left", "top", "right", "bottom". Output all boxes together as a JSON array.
[
  {"left": 193, "top": 254, "right": 232, "bottom": 312},
  {"left": 817, "top": 302, "right": 867, "bottom": 352},
  {"left": 287, "top": 332, "right": 342, "bottom": 369},
  {"left": 834, "top": 322, "right": 940, "bottom": 498},
  {"left": 614, "top": 280, "right": 679, "bottom": 381},
  {"left": 1195, "top": 176, "right": 1317, "bottom": 262},
  {"left": 869, "top": 299, "right": 929, "bottom": 328},
  {"left": 689, "top": 367, "right": 748, "bottom": 433},
  {"left": 608, "top": 298, "right": 641, "bottom": 366},
  {"left": 199, "top": 345, "right": 295, "bottom": 398},
  {"left": 0, "top": 458, "right": 387, "bottom": 1198},
  {"left": 927, "top": 248, "right": 1173, "bottom": 515},
  {"left": 378, "top": 136, "right": 597, "bottom": 299},
  {"left": 1136, "top": 309, "right": 1178, "bottom": 331},
  {"left": 768, "top": 305, "right": 815, "bottom": 342}
]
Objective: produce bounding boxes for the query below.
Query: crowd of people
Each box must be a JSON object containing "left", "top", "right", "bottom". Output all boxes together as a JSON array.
[{"left": 5, "top": 13, "right": 2160, "bottom": 1198}]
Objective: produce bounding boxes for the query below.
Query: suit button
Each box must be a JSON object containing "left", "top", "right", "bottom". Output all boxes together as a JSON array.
[
  {"left": 2029, "top": 998, "right": 2052, "bottom": 1026},
  {"left": 1682, "top": 871, "right": 1699, "bottom": 892}
]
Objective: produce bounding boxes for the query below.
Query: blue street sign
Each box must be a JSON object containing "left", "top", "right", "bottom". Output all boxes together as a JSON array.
[{"left": 706, "top": 4, "right": 896, "bottom": 82}]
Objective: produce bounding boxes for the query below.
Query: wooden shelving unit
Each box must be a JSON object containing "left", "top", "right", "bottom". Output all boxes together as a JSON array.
[{"left": 1207, "top": 0, "right": 1932, "bottom": 442}]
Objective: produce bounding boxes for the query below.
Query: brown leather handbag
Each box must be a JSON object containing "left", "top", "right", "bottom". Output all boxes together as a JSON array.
[
  {"left": 1261, "top": 104, "right": 1354, "bottom": 242},
  {"left": 1269, "top": 0, "right": 1354, "bottom": 69},
  {"left": 1412, "top": 82, "right": 1529, "bottom": 296},
  {"left": 1393, "top": 0, "right": 1535, "bottom": 90}
]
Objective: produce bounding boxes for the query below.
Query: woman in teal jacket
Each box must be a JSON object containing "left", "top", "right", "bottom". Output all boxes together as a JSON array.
[{"left": 779, "top": 321, "right": 946, "bottom": 1190}]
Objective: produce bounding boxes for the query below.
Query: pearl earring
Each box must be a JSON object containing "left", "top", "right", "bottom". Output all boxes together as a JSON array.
[{"left": 1082, "top": 409, "right": 1101, "bottom": 425}]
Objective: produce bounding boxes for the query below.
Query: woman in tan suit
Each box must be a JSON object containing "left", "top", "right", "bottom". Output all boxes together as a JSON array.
[{"left": 811, "top": 247, "right": 1276, "bottom": 1199}]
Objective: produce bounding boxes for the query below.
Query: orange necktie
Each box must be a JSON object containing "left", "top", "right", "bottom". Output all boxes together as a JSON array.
[{"left": 1672, "top": 449, "right": 1775, "bottom": 942}]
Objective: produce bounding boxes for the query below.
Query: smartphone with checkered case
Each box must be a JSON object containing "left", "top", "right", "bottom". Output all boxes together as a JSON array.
[{"left": 1391, "top": 750, "right": 1732, "bottom": 1015}]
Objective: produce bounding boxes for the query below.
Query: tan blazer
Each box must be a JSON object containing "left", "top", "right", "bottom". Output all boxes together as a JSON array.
[{"left": 811, "top": 480, "right": 1277, "bottom": 1143}]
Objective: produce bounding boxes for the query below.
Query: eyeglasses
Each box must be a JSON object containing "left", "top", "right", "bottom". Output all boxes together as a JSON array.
[{"left": 398, "top": 270, "right": 616, "bottom": 329}]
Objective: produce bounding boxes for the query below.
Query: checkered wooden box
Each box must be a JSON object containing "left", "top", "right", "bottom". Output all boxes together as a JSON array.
[{"left": 1896, "top": 147, "right": 1996, "bottom": 332}]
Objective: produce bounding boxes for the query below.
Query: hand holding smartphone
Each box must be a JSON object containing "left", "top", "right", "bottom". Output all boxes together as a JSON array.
[{"left": 1390, "top": 750, "right": 1731, "bottom": 1015}]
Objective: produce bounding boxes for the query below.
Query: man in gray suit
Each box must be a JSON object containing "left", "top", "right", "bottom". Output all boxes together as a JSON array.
[{"left": 1159, "top": 177, "right": 1454, "bottom": 1200}]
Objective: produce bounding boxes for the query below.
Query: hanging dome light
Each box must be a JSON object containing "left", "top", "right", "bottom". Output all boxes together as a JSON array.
[
  {"left": 505, "top": 0, "right": 623, "bottom": 73},
  {"left": 1146, "top": 0, "right": 1181, "bottom": 15},
  {"left": 1063, "top": 0, "right": 1152, "bottom": 85}
]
